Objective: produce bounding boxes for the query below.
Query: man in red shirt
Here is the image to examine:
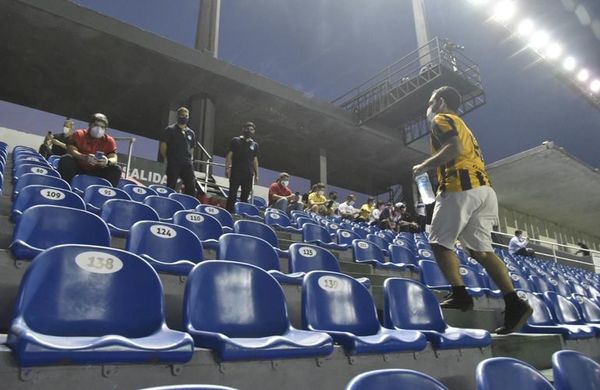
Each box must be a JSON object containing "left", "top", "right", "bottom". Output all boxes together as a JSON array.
[
  {"left": 58, "top": 113, "right": 122, "bottom": 186},
  {"left": 268, "top": 172, "right": 303, "bottom": 214}
]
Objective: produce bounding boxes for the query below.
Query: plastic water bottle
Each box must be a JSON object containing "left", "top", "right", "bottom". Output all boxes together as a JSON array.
[{"left": 415, "top": 173, "right": 436, "bottom": 205}]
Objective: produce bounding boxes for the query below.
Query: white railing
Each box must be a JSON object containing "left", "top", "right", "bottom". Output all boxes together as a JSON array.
[{"left": 113, "top": 136, "right": 135, "bottom": 178}]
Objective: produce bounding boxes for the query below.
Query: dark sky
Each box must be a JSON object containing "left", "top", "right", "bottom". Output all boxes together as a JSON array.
[{"left": 1, "top": 0, "right": 599, "bottom": 169}]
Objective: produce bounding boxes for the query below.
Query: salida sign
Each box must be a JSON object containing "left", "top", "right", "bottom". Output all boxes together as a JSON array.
[{"left": 117, "top": 154, "right": 167, "bottom": 185}]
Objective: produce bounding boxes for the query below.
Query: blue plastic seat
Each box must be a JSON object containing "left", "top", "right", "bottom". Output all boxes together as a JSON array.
[
  {"left": 264, "top": 210, "right": 302, "bottom": 233},
  {"left": 7, "top": 244, "right": 194, "bottom": 366},
  {"left": 296, "top": 216, "right": 319, "bottom": 228},
  {"left": 529, "top": 275, "right": 556, "bottom": 294},
  {"left": 476, "top": 357, "right": 555, "bottom": 390},
  {"left": 117, "top": 178, "right": 138, "bottom": 189},
  {"left": 302, "top": 271, "right": 427, "bottom": 355},
  {"left": 184, "top": 261, "right": 333, "bottom": 361},
  {"left": 13, "top": 173, "right": 71, "bottom": 200},
  {"left": 71, "top": 174, "right": 112, "bottom": 196},
  {"left": 217, "top": 233, "right": 301, "bottom": 284},
  {"left": 389, "top": 244, "right": 420, "bottom": 270},
  {"left": 553, "top": 350, "right": 600, "bottom": 390},
  {"left": 510, "top": 272, "right": 533, "bottom": 291},
  {"left": 11, "top": 185, "right": 85, "bottom": 222},
  {"left": 14, "top": 156, "right": 50, "bottom": 169},
  {"left": 149, "top": 184, "right": 176, "bottom": 197},
  {"left": 123, "top": 184, "right": 158, "bottom": 202},
  {"left": 353, "top": 239, "right": 412, "bottom": 272},
  {"left": 252, "top": 196, "right": 267, "bottom": 210},
  {"left": 47, "top": 155, "right": 61, "bottom": 169},
  {"left": 144, "top": 196, "right": 185, "bottom": 222},
  {"left": 169, "top": 192, "right": 201, "bottom": 210},
  {"left": 543, "top": 292, "right": 598, "bottom": 336},
  {"left": 384, "top": 278, "right": 490, "bottom": 350},
  {"left": 303, "top": 223, "right": 350, "bottom": 251},
  {"left": 127, "top": 221, "right": 204, "bottom": 275},
  {"left": 100, "top": 199, "right": 160, "bottom": 237},
  {"left": 173, "top": 210, "right": 222, "bottom": 250},
  {"left": 83, "top": 185, "right": 131, "bottom": 215},
  {"left": 570, "top": 295, "right": 600, "bottom": 325},
  {"left": 10, "top": 205, "right": 111, "bottom": 260},
  {"left": 196, "top": 204, "right": 234, "bottom": 233},
  {"left": 234, "top": 219, "right": 288, "bottom": 257},
  {"left": 366, "top": 234, "right": 391, "bottom": 257},
  {"left": 346, "top": 369, "right": 448, "bottom": 390},
  {"left": 234, "top": 201, "right": 263, "bottom": 221},
  {"left": 419, "top": 260, "right": 452, "bottom": 291},
  {"left": 337, "top": 229, "right": 361, "bottom": 246},
  {"left": 13, "top": 164, "right": 60, "bottom": 183},
  {"left": 288, "top": 243, "right": 370, "bottom": 288}
]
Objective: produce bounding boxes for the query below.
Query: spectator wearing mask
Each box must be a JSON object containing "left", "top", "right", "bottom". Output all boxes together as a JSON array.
[
  {"left": 159, "top": 107, "right": 197, "bottom": 196},
  {"left": 328, "top": 192, "right": 339, "bottom": 215},
  {"left": 370, "top": 200, "right": 385, "bottom": 226},
  {"left": 268, "top": 172, "right": 303, "bottom": 214},
  {"left": 338, "top": 195, "right": 360, "bottom": 220},
  {"left": 38, "top": 118, "right": 75, "bottom": 158},
  {"left": 58, "top": 113, "right": 121, "bottom": 187},
  {"left": 38, "top": 132, "right": 54, "bottom": 159},
  {"left": 508, "top": 230, "right": 535, "bottom": 257},
  {"left": 225, "top": 122, "right": 259, "bottom": 212},
  {"left": 396, "top": 203, "right": 420, "bottom": 233},
  {"left": 415, "top": 198, "right": 427, "bottom": 232},
  {"left": 378, "top": 203, "right": 396, "bottom": 231},
  {"left": 576, "top": 242, "right": 590, "bottom": 256},
  {"left": 307, "top": 183, "right": 330, "bottom": 215},
  {"left": 357, "top": 197, "right": 376, "bottom": 222}
]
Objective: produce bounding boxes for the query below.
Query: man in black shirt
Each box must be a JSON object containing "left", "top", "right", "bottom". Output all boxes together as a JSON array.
[
  {"left": 159, "top": 107, "right": 197, "bottom": 196},
  {"left": 225, "top": 121, "right": 259, "bottom": 212},
  {"left": 38, "top": 118, "right": 74, "bottom": 158}
]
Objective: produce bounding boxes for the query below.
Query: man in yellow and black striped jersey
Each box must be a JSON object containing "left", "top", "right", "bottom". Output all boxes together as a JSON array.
[{"left": 412, "top": 86, "right": 532, "bottom": 334}]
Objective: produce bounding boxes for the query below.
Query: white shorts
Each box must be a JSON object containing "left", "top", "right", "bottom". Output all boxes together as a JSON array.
[{"left": 429, "top": 185, "right": 498, "bottom": 252}]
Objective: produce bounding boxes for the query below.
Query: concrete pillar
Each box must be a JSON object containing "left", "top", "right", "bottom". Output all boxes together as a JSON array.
[
  {"left": 411, "top": 0, "right": 432, "bottom": 67},
  {"left": 195, "top": 0, "right": 220, "bottom": 57},
  {"left": 319, "top": 148, "right": 327, "bottom": 185}
]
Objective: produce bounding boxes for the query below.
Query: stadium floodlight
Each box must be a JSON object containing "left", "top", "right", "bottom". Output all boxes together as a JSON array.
[
  {"left": 591, "top": 80, "right": 600, "bottom": 93},
  {"left": 563, "top": 56, "right": 577, "bottom": 71},
  {"left": 544, "top": 43, "right": 563, "bottom": 60},
  {"left": 517, "top": 19, "right": 535, "bottom": 37},
  {"left": 493, "top": 1, "right": 516, "bottom": 23},
  {"left": 577, "top": 69, "right": 589, "bottom": 82},
  {"left": 529, "top": 30, "right": 549, "bottom": 51}
]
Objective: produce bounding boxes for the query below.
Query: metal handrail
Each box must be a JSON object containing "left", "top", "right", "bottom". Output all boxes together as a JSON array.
[{"left": 112, "top": 136, "right": 135, "bottom": 178}]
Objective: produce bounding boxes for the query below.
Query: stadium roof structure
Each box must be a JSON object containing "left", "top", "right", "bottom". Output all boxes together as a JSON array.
[
  {"left": 488, "top": 141, "right": 600, "bottom": 238},
  {"left": 0, "top": 0, "right": 431, "bottom": 194}
]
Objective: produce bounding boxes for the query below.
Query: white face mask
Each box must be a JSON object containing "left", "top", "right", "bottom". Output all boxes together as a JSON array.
[
  {"left": 349, "top": 201, "right": 355, "bottom": 206},
  {"left": 281, "top": 180, "right": 289, "bottom": 187},
  {"left": 63, "top": 126, "right": 71, "bottom": 135},
  {"left": 90, "top": 126, "right": 105, "bottom": 138},
  {"left": 317, "top": 191, "right": 324, "bottom": 196}
]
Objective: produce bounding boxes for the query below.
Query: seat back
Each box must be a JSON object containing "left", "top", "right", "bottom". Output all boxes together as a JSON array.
[
  {"left": 101, "top": 199, "right": 160, "bottom": 233},
  {"left": 123, "top": 184, "right": 158, "bottom": 202},
  {"left": 83, "top": 185, "right": 131, "bottom": 213},
  {"left": 553, "top": 350, "right": 600, "bottom": 390},
  {"left": 346, "top": 369, "right": 448, "bottom": 390},
  {"left": 173, "top": 210, "right": 223, "bottom": 241},
  {"left": 196, "top": 204, "right": 234, "bottom": 230},
  {"left": 234, "top": 201, "right": 260, "bottom": 217},
  {"left": 571, "top": 295, "right": 600, "bottom": 323},
  {"left": 477, "top": 357, "right": 555, "bottom": 390},
  {"left": 337, "top": 229, "right": 360, "bottom": 246},
  {"left": 351, "top": 227, "right": 369, "bottom": 239},
  {"left": 383, "top": 278, "right": 447, "bottom": 332},
  {"left": 302, "top": 271, "right": 380, "bottom": 336},
  {"left": 149, "top": 184, "right": 175, "bottom": 197},
  {"left": 524, "top": 292, "right": 556, "bottom": 326},
  {"left": 72, "top": 174, "right": 112, "bottom": 195},
  {"left": 288, "top": 243, "right": 340, "bottom": 273},
  {"left": 297, "top": 216, "right": 319, "bottom": 228},
  {"left": 117, "top": 178, "right": 137, "bottom": 189},
  {"left": 252, "top": 196, "right": 267, "bottom": 209},
  {"left": 366, "top": 234, "right": 390, "bottom": 252},
  {"left": 352, "top": 239, "right": 386, "bottom": 264},
  {"left": 389, "top": 244, "right": 418, "bottom": 266},
  {"left": 13, "top": 244, "right": 164, "bottom": 337},
  {"left": 529, "top": 275, "right": 555, "bottom": 294},
  {"left": 509, "top": 272, "right": 532, "bottom": 291},
  {"left": 14, "top": 173, "right": 71, "bottom": 197},
  {"left": 234, "top": 220, "right": 279, "bottom": 248},
  {"left": 264, "top": 210, "right": 293, "bottom": 228},
  {"left": 460, "top": 265, "right": 486, "bottom": 290},
  {"left": 303, "top": 223, "right": 334, "bottom": 244},
  {"left": 127, "top": 221, "right": 204, "bottom": 265},
  {"left": 144, "top": 196, "right": 185, "bottom": 222},
  {"left": 169, "top": 193, "right": 201, "bottom": 210},
  {"left": 544, "top": 292, "right": 583, "bottom": 325},
  {"left": 12, "top": 205, "right": 111, "bottom": 257},
  {"left": 184, "top": 261, "right": 289, "bottom": 337},
  {"left": 419, "top": 260, "right": 451, "bottom": 289},
  {"left": 217, "top": 233, "right": 280, "bottom": 271},
  {"left": 14, "top": 164, "right": 59, "bottom": 182},
  {"left": 12, "top": 185, "right": 85, "bottom": 220}
]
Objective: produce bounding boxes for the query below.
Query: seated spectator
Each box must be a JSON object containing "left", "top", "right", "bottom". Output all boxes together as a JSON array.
[
  {"left": 378, "top": 202, "right": 396, "bottom": 230},
  {"left": 356, "top": 197, "right": 376, "bottom": 223},
  {"left": 38, "top": 119, "right": 75, "bottom": 159},
  {"left": 508, "top": 230, "right": 535, "bottom": 257},
  {"left": 58, "top": 113, "right": 122, "bottom": 187},
  {"left": 328, "top": 191, "right": 339, "bottom": 215},
  {"left": 307, "top": 183, "right": 331, "bottom": 216},
  {"left": 576, "top": 242, "right": 591, "bottom": 256},
  {"left": 38, "top": 132, "right": 54, "bottom": 159},
  {"left": 395, "top": 203, "right": 420, "bottom": 233},
  {"left": 268, "top": 172, "right": 303, "bottom": 215},
  {"left": 338, "top": 195, "right": 360, "bottom": 220},
  {"left": 415, "top": 198, "right": 427, "bottom": 232},
  {"left": 369, "top": 200, "right": 385, "bottom": 226}
]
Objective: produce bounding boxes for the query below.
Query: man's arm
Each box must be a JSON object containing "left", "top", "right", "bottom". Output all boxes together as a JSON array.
[
  {"left": 52, "top": 137, "right": 68, "bottom": 150},
  {"left": 253, "top": 157, "right": 259, "bottom": 184},
  {"left": 413, "top": 136, "right": 462, "bottom": 175},
  {"left": 225, "top": 151, "right": 233, "bottom": 178},
  {"left": 159, "top": 142, "right": 168, "bottom": 162}
]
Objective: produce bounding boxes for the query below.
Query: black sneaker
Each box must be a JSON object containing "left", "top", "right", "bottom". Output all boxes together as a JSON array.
[
  {"left": 495, "top": 300, "right": 533, "bottom": 335},
  {"left": 440, "top": 293, "right": 474, "bottom": 311}
]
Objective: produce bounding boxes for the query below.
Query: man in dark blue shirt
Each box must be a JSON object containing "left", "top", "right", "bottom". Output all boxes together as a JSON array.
[
  {"left": 225, "top": 122, "right": 259, "bottom": 212},
  {"left": 159, "top": 107, "right": 197, "bottom": 196}
]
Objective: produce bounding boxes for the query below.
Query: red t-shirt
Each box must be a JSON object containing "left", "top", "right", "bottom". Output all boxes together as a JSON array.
[
  {"left": 69, "top": 129, "right": 117, "bottom": 171},
  {"left": 268, "top": 182, "right": 292, "bottom": 205}
]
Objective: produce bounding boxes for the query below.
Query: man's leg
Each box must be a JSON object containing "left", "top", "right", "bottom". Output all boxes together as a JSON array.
[
  {"left": 91, "top": 165, "right": 122, "bottom": 187},
  {"left": 239, "top": 174, "right": 253, "bottom": 203},
  {"left": 180, "top": 163, "right": 197, "bottom": 197},
  {"left": 272, "top": 198, "right": 288, "bottom": 213},
  {"left": 165, "top": 163, "right": 179, "bottom": 190},
  {"left": 431, "top": 243, "right": 473, "bottom": 310},
  {"left": 226, "top": 173, "right": 242, "bottom": 212},
  {"left": 57, "top": 155, "right": 81, "bottom": 184}
]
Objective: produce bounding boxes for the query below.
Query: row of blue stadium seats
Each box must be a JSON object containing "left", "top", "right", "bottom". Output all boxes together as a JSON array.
[{"left": 8, "top": 244, "right": 492, "bottom": 366}]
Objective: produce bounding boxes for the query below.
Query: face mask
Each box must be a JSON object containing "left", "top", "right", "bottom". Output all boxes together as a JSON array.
[
  {"left": 426, "top": 106, "right": 436, "bottom": 124},
  {"left": 349, "top": 201, "right": 355, "bottom": 206},
  {"left": 281, "top": 180, "right": 289, "bottom": 187},
  {"left": 63, "top": 126, "right": 71, "bottom": 135},
  {"left": 90, "top": 126, "right": 105, "bottom": 138},
  {"left": 317, "top": 191, "right": 324, "bottom": 196},
  {"left": 177, "top": 116, "right": 188, "bottom": 125}
]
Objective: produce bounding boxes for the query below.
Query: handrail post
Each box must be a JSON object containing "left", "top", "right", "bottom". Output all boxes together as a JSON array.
[{"left": 126, "top": 138, "right": 135, "bottom": 178}]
